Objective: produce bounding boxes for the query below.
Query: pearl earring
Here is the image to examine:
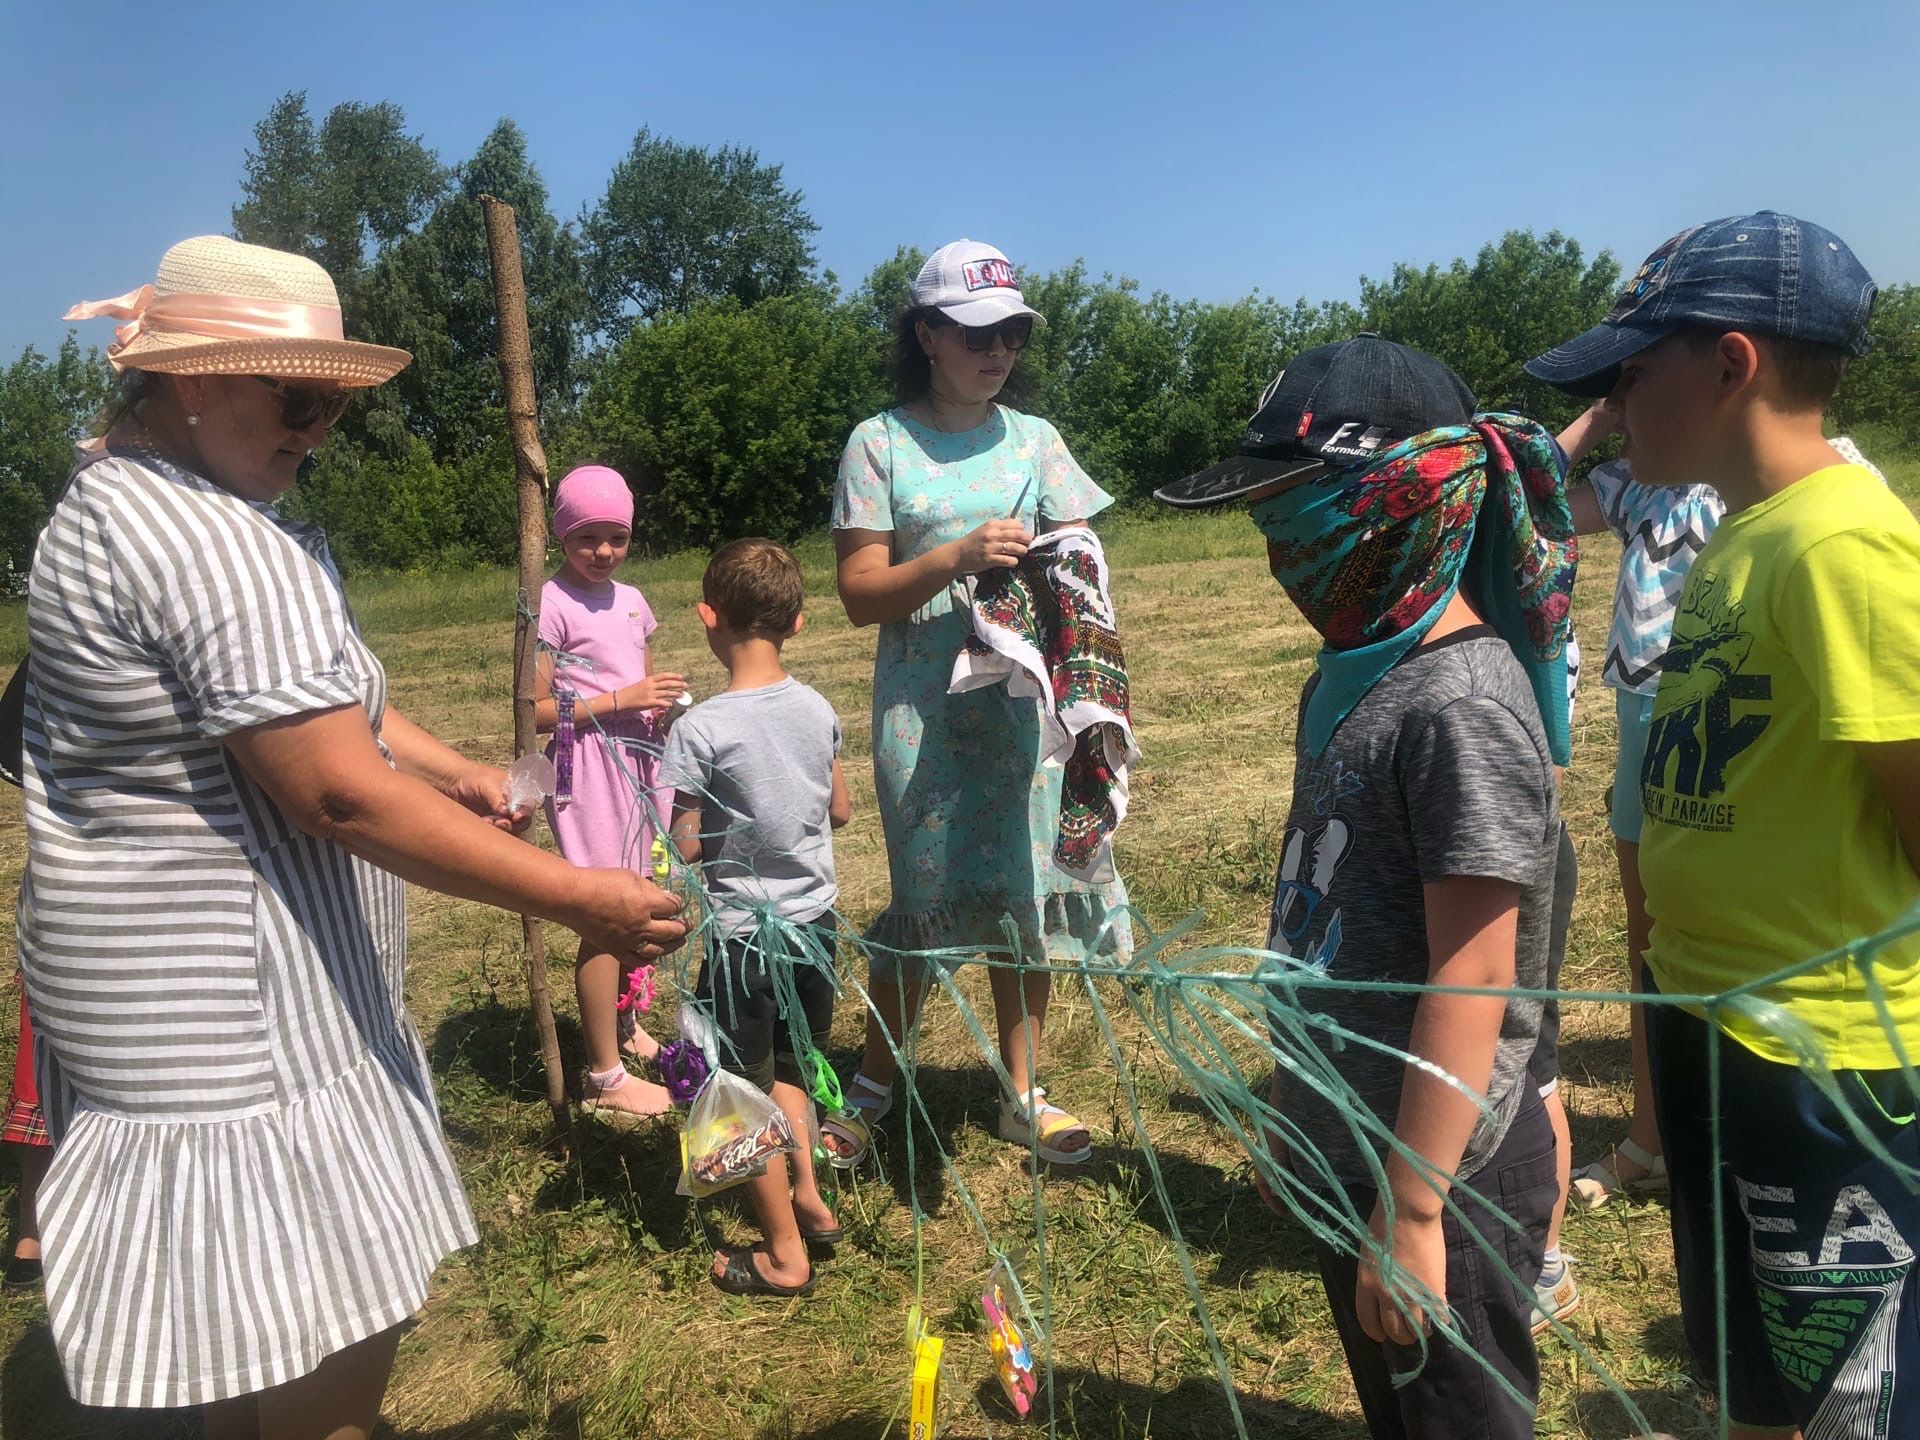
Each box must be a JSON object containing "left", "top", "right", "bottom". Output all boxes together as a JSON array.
[{"left": 186, "top": 413, "right": 201, "bottom": 427}]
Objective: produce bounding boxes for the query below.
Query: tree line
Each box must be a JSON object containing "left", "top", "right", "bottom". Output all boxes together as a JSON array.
[{"left": 2, "top": 91, "right": 1915, "bottom": 576}]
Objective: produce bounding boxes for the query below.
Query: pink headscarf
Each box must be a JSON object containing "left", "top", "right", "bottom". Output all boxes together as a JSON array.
[{"left": 552, "top": 465, "right": 634, "bottom": 540}]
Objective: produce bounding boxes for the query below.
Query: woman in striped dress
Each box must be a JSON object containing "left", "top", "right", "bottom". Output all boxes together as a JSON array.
[{"left": 24, "top": 237, "right": 688, "bottom": 1437}]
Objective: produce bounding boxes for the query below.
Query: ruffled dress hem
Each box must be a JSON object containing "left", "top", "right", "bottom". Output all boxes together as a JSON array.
[
  {"left": 40, "top": 1031, "right": 478, "bottom": 1409},
  {"left": 863, "top": 888, "right": 1133, "bottom": 980}
]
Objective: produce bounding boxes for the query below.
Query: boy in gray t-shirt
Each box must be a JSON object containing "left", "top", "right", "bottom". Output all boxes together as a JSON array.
[
  {"left": 661, "top": 539, "right": 851, "bottom": 1300},
  {"left": 1154, "top": 336, "right": 1574, "bottom": 1440}
]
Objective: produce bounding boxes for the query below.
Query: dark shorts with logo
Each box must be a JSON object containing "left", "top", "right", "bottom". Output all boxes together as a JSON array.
[{"left": 1646, "top": 977, "right": 1920, "bottom": 1434}]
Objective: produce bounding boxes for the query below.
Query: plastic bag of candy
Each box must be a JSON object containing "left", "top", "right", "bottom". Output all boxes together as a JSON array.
[{"left": 676, "top": 1067, "right": 796, "bottom": 1198}]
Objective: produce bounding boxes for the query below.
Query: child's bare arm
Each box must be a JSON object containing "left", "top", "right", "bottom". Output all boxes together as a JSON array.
[
  {"left": 1251, "top": 1063, "right": 1291, "bottom": 1216},
  {"left": 533, "top": 651, "right": 558, "bottom": 733},
  {"left": 669, "top": 796, "right": 703, "bottom": 865},
  {"left": 828, "top": 758, "right": 851, "bottom": 829},
  {"left": 1556, "top": 398, "right": 1621, "bottom": 470},
  {"left": 1391, "top": 876, "right": 1519, "bottom": 1204},
  {"left": 1568, "top": 485, "right": 1608, "bottom": 536},
  {"left": 1354, "top": 874, "right": 1519, "bottom": 1347},
  {"left": 1859, "top": 739, "right": 1920, "bottom": 878}
]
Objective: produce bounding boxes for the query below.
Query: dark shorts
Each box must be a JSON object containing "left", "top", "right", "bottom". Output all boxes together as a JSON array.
[
  {"left": 695, "top": 920, "right": 838, "bottom": 1094},
  {"left": 1646, "top": 978, "right": 1920, "bottom": 1434},
  {"left": 1527, "top": 822, "right": 1575, "bottom": 1095},
  {"left": 1311, "top": 1091, "right": 1556, "bottom": 1440}
]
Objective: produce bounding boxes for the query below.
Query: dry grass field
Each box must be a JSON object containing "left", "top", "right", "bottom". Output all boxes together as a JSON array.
[{"left": 4, "top": 461, "right": 1915, "bottom": 1438}]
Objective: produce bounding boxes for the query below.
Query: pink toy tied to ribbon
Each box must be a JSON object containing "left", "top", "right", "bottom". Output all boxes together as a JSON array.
[
  {"left": 616, "top": 965, "right": 655, "bottom": 1016},
  {"left": 63, "top": 287, "right": 350, "bottom": 364}
]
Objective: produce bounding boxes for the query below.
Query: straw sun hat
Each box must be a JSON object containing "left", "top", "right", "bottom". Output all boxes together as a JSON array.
[{"left": 64, "top": 235, "right": 410, "bottom": 387}]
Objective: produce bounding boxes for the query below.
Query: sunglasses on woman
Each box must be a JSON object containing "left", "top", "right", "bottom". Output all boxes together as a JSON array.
[
  {"left": 253, "top": 376, "right": 351, "bottom": 430},
  {"left": 935, "top": 316, "right": 1034, "bottom": 353}
]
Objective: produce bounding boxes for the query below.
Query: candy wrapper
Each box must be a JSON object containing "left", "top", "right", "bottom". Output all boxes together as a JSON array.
[
  {"left": 981, "top": 1256, "right": 1039, "bottom": 1416},
  {"left": 503, "top": 753, "right": 556, "bottom": 816},
  {"left": 676, "top": 1067, "right": 796, "bottom": 1198}
]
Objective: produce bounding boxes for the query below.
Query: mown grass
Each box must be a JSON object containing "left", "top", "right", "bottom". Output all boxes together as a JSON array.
[{"left": 3, "top": 458, "right": 1917, "bottom": 1438}]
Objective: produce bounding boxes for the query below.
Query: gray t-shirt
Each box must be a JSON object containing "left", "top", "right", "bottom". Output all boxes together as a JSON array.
[
  {"left": 659, "top": 677, "right": 841, "bottom": 939},
  {"left": 1269, "top": 630, "right": 1557, "bottom": 1188}
]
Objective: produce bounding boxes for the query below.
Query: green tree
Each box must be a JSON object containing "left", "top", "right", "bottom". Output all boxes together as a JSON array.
[
  {"left": 1358, "top": 230, "right": 1619, "bottom": 426},
  {"left": 231, "top": 91, "right": 446, "bottom": 313},
  {"left": 582, "top": 129, "right": 819, "bottom": 339},
  {"left": 1020, "top": 266, "right": 1184, "bottom": 500},
  {"left": 0, "top": 339, "right": 114, "bottom": 579},
  {"left": 286, "top": 433, "right": 468, "bottom": 572},
  {"left": 1171, "top": 293, "right": 1361, "bottom": 486},
  {"left": 850, "top": 245, "right": 927, "bottom": 332},
  {"left": 359, "top": 120, "right": 589, "bottom": 462},
  {"left": 580, "top": 290, "right": 884, "bottom": 548},
  {"left": 1013, "top": 266, "right": 1359, "bottom": 505},
  {"left": 1832, "top": 282, "right": 1920, "bottom": 455}
]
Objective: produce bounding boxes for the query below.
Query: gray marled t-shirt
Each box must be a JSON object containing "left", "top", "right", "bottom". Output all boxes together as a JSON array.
[
  {"left": 660, "top": 677, "right": 841, "bottom": 939},
  {"left": 1269, "top": 630, "right": 1557, "bottom": 1188}
]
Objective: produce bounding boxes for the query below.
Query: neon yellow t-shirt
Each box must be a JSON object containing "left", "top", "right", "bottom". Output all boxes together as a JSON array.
[{"left": 1641, "top": 463, "right": 1920, "bottom": 1068}]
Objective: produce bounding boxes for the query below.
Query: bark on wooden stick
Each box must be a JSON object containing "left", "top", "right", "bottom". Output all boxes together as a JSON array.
[{"left": 479, "top": 193, "right": 570, "bottom": 1138}]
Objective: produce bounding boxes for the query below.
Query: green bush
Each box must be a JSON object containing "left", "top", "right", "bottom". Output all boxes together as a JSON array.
[
  {"left": 0, "top": 339, "right": 112, "bottom": 583},
  {"left": 579, "top": 290, "right": 886, "bottom": 550},
  {"left": 288, "top": 434, "right": 468, "bottom": 572}
]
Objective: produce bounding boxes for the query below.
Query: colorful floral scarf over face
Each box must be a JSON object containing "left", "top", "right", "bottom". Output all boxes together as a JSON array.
[{"left": 1252, "top": 413, "right": 1577, "bottom": 764}]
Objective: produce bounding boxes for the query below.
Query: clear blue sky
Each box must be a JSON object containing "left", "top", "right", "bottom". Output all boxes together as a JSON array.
[{"left": 3, "top": 0, "right": 1916, "bottom": 362}]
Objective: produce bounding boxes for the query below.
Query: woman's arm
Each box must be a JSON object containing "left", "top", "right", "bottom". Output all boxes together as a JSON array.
[
  {"left": 382, "top": 705, "right": 529, "bottom": 832},
  {"left": 835, "top": 522, "right": 1035, "bottom": 628},
  {"left": 383, "top": 705, "right": 486, "bottom": 790},
  {"left": 226, "top": 705, "right": 687, "bottom": 960}
]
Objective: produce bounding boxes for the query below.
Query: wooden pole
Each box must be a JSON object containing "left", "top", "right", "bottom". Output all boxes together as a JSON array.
[{"left": 480, "top": 194, "right": 571, "bottom": 1140}]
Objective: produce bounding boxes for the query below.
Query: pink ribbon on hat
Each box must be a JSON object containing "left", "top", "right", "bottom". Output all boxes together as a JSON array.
[{"left": 63, "top": 287, "right": 347, "bottom": 363}]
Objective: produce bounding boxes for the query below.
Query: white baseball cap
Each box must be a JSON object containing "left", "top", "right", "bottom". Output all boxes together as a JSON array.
[{"left": 911, "top": 239, "right": 1047, "bottom": 328}]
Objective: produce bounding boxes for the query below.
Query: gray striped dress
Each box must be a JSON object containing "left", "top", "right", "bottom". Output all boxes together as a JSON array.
[{"left": 16, "top": 450, "right": 477, "bottom": 1408}]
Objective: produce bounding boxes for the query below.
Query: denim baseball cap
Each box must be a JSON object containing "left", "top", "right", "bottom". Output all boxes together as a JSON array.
[
  {"left": 1525, "top": 212, "right": 1878, "bottom": 397},
  {"left": 1154, "top": 334, "right": 1476, "bottom": 508}
]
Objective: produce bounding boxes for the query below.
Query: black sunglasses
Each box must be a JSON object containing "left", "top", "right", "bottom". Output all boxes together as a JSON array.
[
  {"left": 253, "top": 376, "right": 350, "bottom": 430},
  {"left": 934, "top": 315, "right": 1034, "bottom": 353}
]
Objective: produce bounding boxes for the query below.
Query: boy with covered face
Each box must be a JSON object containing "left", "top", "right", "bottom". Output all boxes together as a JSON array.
[{"left": 1157, "top": 335, "right": 1577, "bottom": 1439}]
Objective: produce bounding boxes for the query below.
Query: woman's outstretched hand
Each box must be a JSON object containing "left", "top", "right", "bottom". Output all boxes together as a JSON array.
[
  {"left": 445, "top": 762, "right": 535, "bottom": 834},
  {"left": 566, "top": 869, "right": 688, "bottom": 962}
]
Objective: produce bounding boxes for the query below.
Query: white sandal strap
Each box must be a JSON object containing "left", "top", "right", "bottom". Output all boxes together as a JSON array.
[
  {"left": 1616, "top": 1138, "right": 1662, "bottom": 1172},
  {"left": 848, "top": 1072, "right": 893, "bottom": 1111}
]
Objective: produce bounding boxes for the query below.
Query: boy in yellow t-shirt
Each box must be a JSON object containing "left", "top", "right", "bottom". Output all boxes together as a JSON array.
[{"left": 1530, "top": 212, "right": 1920, "bottom": 1440}]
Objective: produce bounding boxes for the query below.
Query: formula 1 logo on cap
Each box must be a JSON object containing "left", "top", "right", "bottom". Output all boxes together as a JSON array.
[{"left": 962, "top": 258, "right": 1018, "bottom": 292}]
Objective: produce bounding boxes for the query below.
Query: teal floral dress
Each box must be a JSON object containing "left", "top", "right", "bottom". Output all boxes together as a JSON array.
[{"left": 832, "top": 406, "right": 1132, "bottom": 976}]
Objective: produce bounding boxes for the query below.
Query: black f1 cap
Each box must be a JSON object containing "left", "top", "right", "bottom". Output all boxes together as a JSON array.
[{"left": 1154, "top": 334, "right": 1477, "bottom": 509}]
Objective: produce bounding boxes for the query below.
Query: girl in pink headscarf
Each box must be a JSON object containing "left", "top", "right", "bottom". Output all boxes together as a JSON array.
[{"left": 535, "top": 465, "right": 689, "bottom": 1123}]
